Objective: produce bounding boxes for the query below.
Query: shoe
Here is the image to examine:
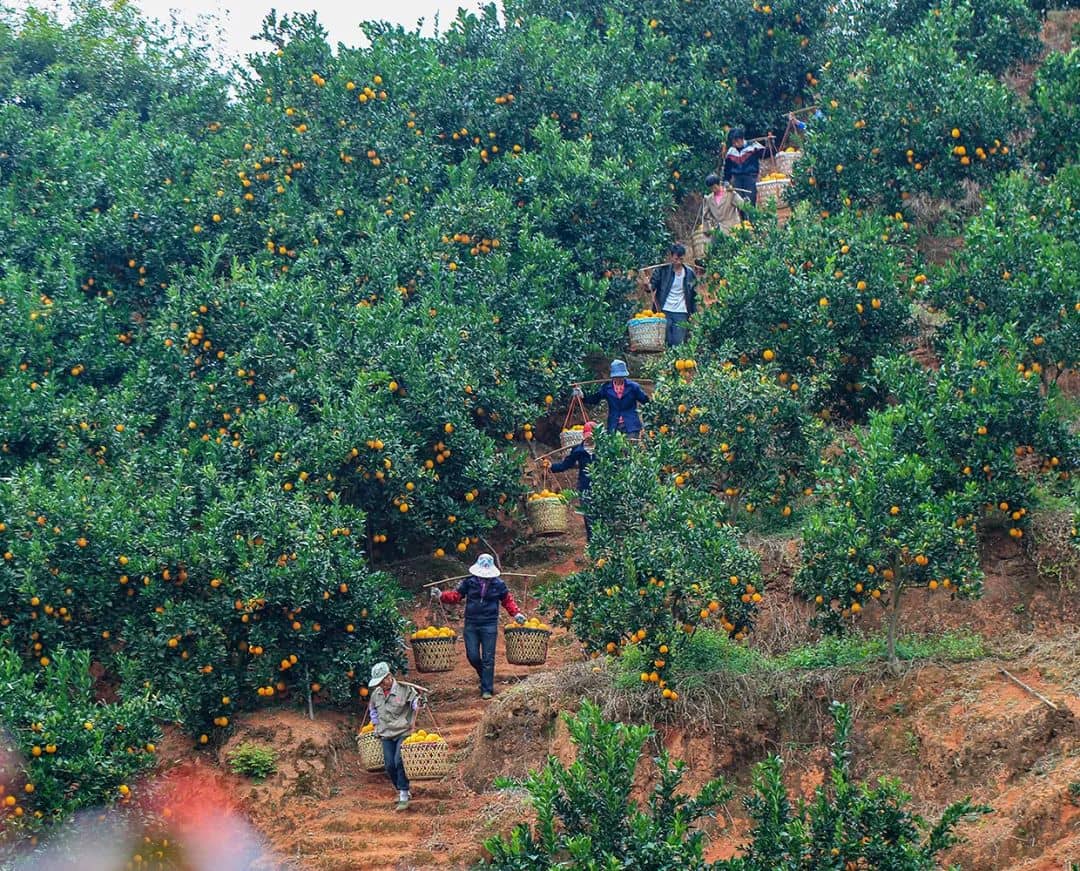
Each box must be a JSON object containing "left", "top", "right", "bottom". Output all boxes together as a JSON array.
[
  {"left": 395, "top": 799, "right": 409, "bottom": 811},
  {"left": 481, "top": 692, "right": 493, "bottom": 700}
]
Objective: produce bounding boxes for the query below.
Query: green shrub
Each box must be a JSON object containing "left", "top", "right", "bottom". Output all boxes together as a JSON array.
[
  {"left": 478, "top": 701, "right": 989, "bottom": 870},
  {"left": 478, "top": 700, "right": 732, "bottom": 870},
  {"left": 715, "top": 702, "right": 990, "bottom": 870},
  {"left": 227, "top": 742, "right": 278, "bottom": 780}
]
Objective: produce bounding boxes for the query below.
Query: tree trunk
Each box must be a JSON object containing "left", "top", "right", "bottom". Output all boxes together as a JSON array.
[{"left": 887, "top": 578, "right": 902, "bottom": 676}]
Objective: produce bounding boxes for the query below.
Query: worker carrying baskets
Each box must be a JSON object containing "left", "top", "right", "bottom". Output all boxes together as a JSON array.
[
  {"left": 575, "top": 360, "right": 650, "bottom": 438},
  {"left": 367, "top": 661, "right": 421, "bottom": 811},
  {"left": 544, "top": 420, "right": 596, "bottom": 541},
  {"left": 430, "top": 554, "right": 527, "bottom": 700}
]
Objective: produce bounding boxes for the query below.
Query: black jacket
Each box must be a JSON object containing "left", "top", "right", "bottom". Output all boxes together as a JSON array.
[
  {"left": 444, "top": 575, "right": 518, "bottom": 625},
  {"left": 551, "top": 444, "right": 594, "bottom": 493},
  {"left": 650, "top": 264, "right": 697, "bottom": 315}
]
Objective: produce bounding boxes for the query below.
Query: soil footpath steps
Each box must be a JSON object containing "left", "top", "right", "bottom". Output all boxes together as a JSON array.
[{"left": 281, "top": 592, "right": 567, "bottom": 871}]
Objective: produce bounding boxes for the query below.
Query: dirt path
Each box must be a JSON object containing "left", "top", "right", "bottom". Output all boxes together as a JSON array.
[{"left": 236, "top": 565, "right": 583, "bottom": 871}]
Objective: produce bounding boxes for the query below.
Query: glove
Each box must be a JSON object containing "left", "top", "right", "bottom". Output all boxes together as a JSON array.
[
  {"left": 429, "top": 588, "right": 442, "bottom": 601},
  {"left": 514, "top": 613, "right": 527, "bottom": 625},
  {"left": 571, "top": 386, "right": 584, "bottom": 399},
  {"left": 541, "top": 458, "right": 551, "bottom": 469}
]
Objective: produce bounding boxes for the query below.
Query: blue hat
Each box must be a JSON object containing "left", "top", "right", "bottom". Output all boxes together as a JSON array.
[{"left": 610, "top": 359, "right": 629, "bottom": 379}]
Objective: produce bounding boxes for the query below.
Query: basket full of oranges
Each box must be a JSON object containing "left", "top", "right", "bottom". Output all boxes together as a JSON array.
[
  {"left": 400, "top": 730, "right": 451, "bottom": 780},
  {"left": 627, "top": 309, "right": 666, "bottom": 352},
  {"left": 357, "top": 722, "right": 384, "bottom": 772},
  {"left": 410, "top": 625, "right": 457, "bottom": 673},
  {"left": 526, "top": 490, "right": 569, "bottom": 535},
  {"left": 504, "top": 617, "right": 553, "bottom": 665}
]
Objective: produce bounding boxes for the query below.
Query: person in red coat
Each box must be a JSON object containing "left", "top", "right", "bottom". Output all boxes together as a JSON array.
[{"left": 430, "top": 554, "right": 525, "bottom": 699}]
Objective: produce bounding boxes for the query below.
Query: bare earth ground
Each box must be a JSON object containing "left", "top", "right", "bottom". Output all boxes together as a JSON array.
[{"left": 141, "top": 504, "right": 1080, "bottom": 871}]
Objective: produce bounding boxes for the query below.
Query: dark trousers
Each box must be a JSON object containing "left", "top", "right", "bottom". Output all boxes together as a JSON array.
[
  {"left": 731, "top": 173, "right": 758, "bottom": 207},
  {"left": 664, "top": 310, "right": 690, "bottom": 346},
  {"left": 581, "top": 492, "right": 593, "bottom": 542},
  {"left": 463, "top": 621, "right": 498, "bottom": 695},
  {"left": 381, "top": 735, "right": 409, "bottom": 791}
]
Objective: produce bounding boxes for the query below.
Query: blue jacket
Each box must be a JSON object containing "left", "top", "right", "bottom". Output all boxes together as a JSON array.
[
  {"left": 551, "top": 444, "right": 594, "bottom": 492},
  {"left": 440, "top": 575, "right": 520, "bottom": 625},
  {"left": 585, "top": 380, "right": 649, "bottom": 434}
]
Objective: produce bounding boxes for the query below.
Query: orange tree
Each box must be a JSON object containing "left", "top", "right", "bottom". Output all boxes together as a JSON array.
[
  {"left": 0, "top": 455, "right": 408, "bottom": 737},
  {"left": 1030, "top": 50, "right": 1080, "bottom": 176},
  {"left": 644, "top": 350, "right": 825, "bottom": 528},
  {"left": 502, "top": 0, "right": 838, "bottom": 194},
  {"left": 872, "top": 326, "right": 1078, "bottom": 536},
  {"left": 926, "top": 167, "right": 1080, "bottom": 380},
  {"left": 543, "top": 433, "right": 763, "bottom": 702},
  {"left": 695, "top": 208, "right": 915, "bottom": 416},
  {"left": 0, "top": 646, "right": 161, "bottom": 842},
  {"left": 787, "top": 4, "right": 1023, "bottom": 215},
  {"left": 856, "top": 0, "right": 1041, "bottom": 77},
  {"left": 797, "top": 326, "right": 1078, "bottom": 671},
  {"left": 794, "top": 409, "right": 985, "bottom": 673}
]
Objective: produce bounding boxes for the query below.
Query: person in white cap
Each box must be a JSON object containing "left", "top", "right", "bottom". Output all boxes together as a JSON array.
[
  {"left": 430, "top": 554, "right": 526, "bottom": 699},
  {"left": 367, "top": 661, "right": 420, "bottom": 810}
]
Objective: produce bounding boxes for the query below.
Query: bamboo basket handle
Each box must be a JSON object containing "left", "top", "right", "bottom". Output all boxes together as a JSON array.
[{"left": 561, "top": 393, "right": 589, "bottom": 429}]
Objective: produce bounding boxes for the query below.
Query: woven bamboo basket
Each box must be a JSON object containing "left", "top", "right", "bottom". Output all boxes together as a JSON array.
[
  {"left": 504, "top": 627, "right": 551, "bottom": 665},
  {"left": 357, "top": 730, "right": 384, "bottom": 772},
  {"left": 756, "top": 177, "right": 791, "bottom": 206},
  {"left": 627, "top": 317, "right": 667, "bottom": 352},
  {"left": 411, "top": 635, "right": 457, "bottom": 673},
  {"left": 527, "top": 496, "right": 569, "bottom": 535},
  {"left": 401, "top": 739, "right": 451, "bottom": 780},
  {"left": 773, "top": 149, "right": 802, "bottom": 176},
  {"left": 560, "top": 428, "right": 585, "bottom": 450}
]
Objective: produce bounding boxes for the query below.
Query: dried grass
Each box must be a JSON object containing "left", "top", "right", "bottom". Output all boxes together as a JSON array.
[{"left": 1026, "top": 509, "right": 1080, "bottom": 591}]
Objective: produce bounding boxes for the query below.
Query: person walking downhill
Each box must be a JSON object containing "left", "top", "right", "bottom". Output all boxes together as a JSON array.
[
  {"left": 367, "top": 661, "right": 420, "bottom": 811},
  {"left": 431, "top": 554, "right": 526, "bottom": 700},
  {"left": 702, "top": 173, "right": 746, "bottom": 242},
  {"left": 650, "top": 243, "right": 697, "bottom": 346},
  {"left": 723, "top": 127, "right": 766, "bottom": 207},
  {"left": 575, "top": 360, "right": 650, "bottom": 437},
  {"left": 545, "top": 420, "right": 597, "bottom": 542}
]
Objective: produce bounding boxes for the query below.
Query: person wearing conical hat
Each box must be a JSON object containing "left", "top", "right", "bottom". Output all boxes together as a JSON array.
[
  {"left": 574, "top": 360, "right": 650, "bottom": 437},
  {"left": 367, "top": 661, "right": 420, "bottom": 811},
  {"left": 430, "top": 554, "right": 526, "bottom": 699}
]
